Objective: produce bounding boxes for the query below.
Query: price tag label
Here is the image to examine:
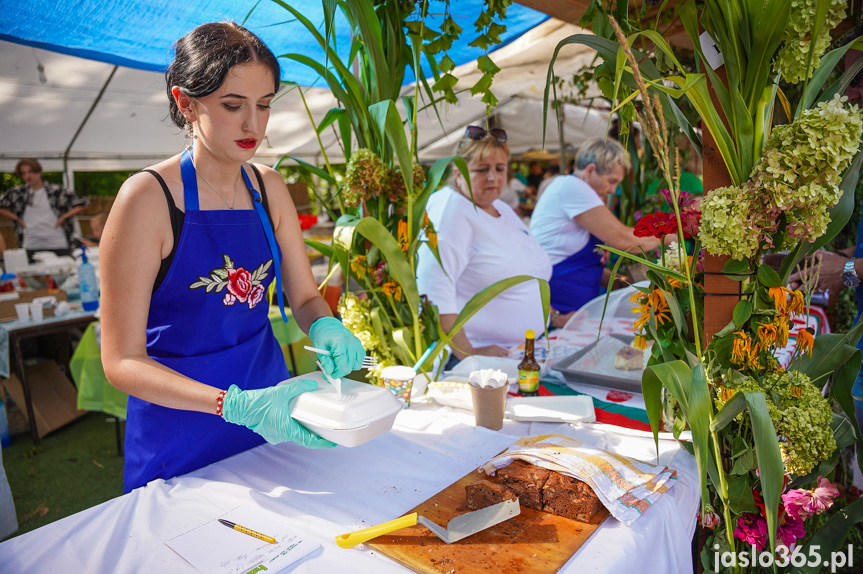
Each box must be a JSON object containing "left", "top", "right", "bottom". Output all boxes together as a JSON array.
[{"left": 699, "top": 31, "right": 724, "bottom": 70}]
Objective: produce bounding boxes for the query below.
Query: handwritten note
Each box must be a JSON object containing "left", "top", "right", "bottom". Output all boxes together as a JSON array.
[{"left": 166, "top": 504, "right": 320, "bottom": 574}]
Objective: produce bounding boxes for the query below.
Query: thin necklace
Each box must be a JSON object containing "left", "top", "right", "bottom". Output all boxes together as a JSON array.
[{"left": 195, "top": 162, "right": 240, "bottom": 209}]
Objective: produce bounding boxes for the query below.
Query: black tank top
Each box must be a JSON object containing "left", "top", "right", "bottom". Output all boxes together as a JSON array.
[{"left": 139, "top": 165, "right": 274, "bottom": 292}]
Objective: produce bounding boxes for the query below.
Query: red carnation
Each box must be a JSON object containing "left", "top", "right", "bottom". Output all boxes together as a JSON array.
[{"left": 634, "top": 212, "right": 677, "bottom": 238}]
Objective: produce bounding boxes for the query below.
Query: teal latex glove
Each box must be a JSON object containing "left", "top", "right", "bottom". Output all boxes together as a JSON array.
[
  {"left": 309, "top": 316, "right": 365, "bottom": 378},
  {"left": 221, "top": 383, "right": 336, "bottom": 448}
]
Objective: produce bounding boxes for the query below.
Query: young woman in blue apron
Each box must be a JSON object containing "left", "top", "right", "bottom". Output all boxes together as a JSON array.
[{"left": 99, "top": 23, "right": 364, "bottom": 492}]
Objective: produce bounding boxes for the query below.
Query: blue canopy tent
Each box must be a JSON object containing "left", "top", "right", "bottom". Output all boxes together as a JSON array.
[
  {"left": 0, "top": 1, "right": 548, "bottom": 84},
  {"left": 0, "top": 2, "right": 605, "bottom": 176}
]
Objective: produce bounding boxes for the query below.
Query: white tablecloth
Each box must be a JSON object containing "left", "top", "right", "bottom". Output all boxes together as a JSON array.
[{"left": 0, "top": 401, "right": 699, "bottom": 573}]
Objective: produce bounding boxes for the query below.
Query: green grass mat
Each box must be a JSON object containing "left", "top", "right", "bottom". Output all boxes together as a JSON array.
[{"left": 1, "top": 412, "right": 124, "bottom": 539}]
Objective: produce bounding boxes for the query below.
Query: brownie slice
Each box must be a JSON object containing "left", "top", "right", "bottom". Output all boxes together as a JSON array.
[
  {"left": 541, "top": 472, "right": 603, "bottom": 522},
  {"left": 497, "top": 460, "right": 551, "bottom": 511},
  {"left": 465, "top": 480, "right": 518, "bottom": 510}
]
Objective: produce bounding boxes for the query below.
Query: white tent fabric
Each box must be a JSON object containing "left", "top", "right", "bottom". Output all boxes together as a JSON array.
[{"left": 0, "top": 19, "right": 607, "bottom": 175}]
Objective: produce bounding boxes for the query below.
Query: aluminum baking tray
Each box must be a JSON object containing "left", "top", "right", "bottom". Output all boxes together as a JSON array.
[{"left": 550, "top": 334, "right": 646, "bottom": 394}]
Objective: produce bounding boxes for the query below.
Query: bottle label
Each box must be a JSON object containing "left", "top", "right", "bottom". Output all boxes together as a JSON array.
[{"left": 518, "top": 370, "right": 540, "bottom": 393}]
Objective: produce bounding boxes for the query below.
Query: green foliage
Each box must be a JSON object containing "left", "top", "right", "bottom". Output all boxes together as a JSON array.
[{"left": 276, "top": 0, "right": 543, "bottom": 373}]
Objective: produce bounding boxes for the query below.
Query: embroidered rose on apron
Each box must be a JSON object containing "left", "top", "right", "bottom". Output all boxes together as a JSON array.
[{"left": 189, "top": 254, "right": 272, "bottom": 309}]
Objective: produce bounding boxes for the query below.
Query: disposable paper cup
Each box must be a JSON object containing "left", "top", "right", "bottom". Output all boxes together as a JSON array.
[
  {"left": 14, "top": 303, "right": 29, "bottom": 322},
  {"left": 29, "top": 301, "right": 43, "bottom": 322},
  {"left": 380, "top": 365, "right": 416, "bottom": 408},
  {"left": 469, "top": 383, "right": 508, "bottom": 431}
]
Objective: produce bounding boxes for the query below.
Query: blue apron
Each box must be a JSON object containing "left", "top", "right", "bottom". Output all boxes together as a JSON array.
[
  {"left": 549, "top": 234, "right": 603, "bottom": 314},
  {"left": 123, "top": 152, "right": 289, "bottom": 492},
  {"left": 852, "top": 219, "right": 863, "bottom": 434}
]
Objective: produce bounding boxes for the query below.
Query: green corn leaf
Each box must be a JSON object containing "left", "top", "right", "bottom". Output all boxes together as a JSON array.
[
  {"left": 791, "top": 319, "right": 863, "bottom": 384},
  {"left": 710, "top": 391, "right": 746, "bottom": 432},
  {"left": 831, "top": 349, "right": 863, "bottom": 476},
  {"left": 392, "top": 327, "right": 415, "bottom": 365},
  {"left": 643, "top": 360, "right": 692, "bottom": 454},
  {"left": 357, "top": 217, "right": 419, "bottom": 314},
  {"left": 597, "top": 252, "right": 628, "bottom": 338},
  {"left": 316, "top": 107, "right": 347, "bottom": 135},
  {"left": 742, "top": 391, "right": 785, "bottom": 556},
  {"left": 688, "top": 363, "right": 713, "bottom": 512},
  {"left": 660, "top": 288, "right": 684, "bottom": 336},
  {"left": 303, "top": 239, "right": 334, "bottom": 259},
  {"left": 742, "top": 0, "right": 790, "bottom": 111},
  {"left": 368, "top": 100, "right": 413, "bottom": 195},
  {"left": 439, "top": 276, "right": 550, "bottom": 350},
  {"left": 598, "top": 245, "right": 688, "bottom": 282},
  {"left": 274, "top": 155, "right": 336, "bottom": 186}
]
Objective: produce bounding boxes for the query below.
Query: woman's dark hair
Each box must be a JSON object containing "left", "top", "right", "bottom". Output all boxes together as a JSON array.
[{"left": 166, "top": 22, "right": 281, "bottom": 128}]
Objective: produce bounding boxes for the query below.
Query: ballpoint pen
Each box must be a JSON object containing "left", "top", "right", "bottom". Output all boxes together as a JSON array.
[{"left": 218, "top": 518, "right": 276, "bottom": 544}]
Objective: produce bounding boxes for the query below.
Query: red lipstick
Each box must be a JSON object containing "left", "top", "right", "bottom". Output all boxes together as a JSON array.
[{"left": 236, "top": 139, "right": 257, "bottom": 149}]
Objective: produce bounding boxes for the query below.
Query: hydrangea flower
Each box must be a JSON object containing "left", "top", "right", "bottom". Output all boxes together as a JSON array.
[
  {"left": 700, "top": 96, "right": 863, "bottom": 257},
  {"left": 713, "top": 371, "right": 835, "bottom": 475},
  {"left": 776, "top": 0, "right": 847, "bottom": 83},
  {"left": 343, "top": 149, "right": 385, "bottom": 208}
]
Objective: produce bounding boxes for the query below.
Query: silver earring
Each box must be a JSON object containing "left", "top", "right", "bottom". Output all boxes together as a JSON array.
[
  {"left": 264, "top": 135, "right": 272, "bottom": 149},
  {"left": 185, "top": 122, "right": 197, "bottom": 150}
]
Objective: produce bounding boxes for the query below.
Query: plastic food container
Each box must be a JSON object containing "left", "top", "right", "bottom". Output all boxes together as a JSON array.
[{"left": 283, "top": 371, "right": 402, "bottom": 447}]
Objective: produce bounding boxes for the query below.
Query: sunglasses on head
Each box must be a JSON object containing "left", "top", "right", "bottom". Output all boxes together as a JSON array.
[{"left": 464, "top": 126, "right": 507, "bottom": 143}]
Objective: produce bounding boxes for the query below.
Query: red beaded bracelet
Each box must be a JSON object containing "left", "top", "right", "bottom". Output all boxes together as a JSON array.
[{"left": 215, "top": 389, "right": 227, "bottom": 417}]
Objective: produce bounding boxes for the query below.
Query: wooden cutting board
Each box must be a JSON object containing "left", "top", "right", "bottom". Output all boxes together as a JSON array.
[{"left": 367, "top": 467, "right": 610, "bottom": 574}]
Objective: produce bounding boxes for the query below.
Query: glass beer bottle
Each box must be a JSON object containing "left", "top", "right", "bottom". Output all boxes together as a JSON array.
[{"left": 518, "top": 330, "right": 540, "bottom": 396}]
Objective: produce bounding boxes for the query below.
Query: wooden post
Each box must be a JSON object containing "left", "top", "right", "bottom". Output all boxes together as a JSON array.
[{"left": 701, "top": 68, "right": 739, "bottom": 344}]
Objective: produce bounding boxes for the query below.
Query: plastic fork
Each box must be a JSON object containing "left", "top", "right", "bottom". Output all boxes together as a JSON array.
[{"left": 304, "top": 345, "right": 378, "bottom": 369}]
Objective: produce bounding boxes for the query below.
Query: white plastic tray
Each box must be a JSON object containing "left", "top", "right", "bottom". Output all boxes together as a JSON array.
[
  {"left": 504, "top": 395, "right": 596, "bottom": 423},
  {"left": 283, "top": 372, "right": 402, "bottom": 447}
]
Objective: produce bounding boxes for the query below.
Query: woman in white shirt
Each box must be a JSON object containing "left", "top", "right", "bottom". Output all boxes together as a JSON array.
[
  {"left": 531, "top": 139, "right": 666, "bottom": 325},
  {"left": 417, "top": 127, "right": 552, "bottom": 361}
]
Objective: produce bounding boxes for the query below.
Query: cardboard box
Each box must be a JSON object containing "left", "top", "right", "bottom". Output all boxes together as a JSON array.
[
  {"left": 0, "top": 289, "right": 68, "bottom": 322},
  {"left": 0, "top": 361, "right": 86, "bottom": 439}
]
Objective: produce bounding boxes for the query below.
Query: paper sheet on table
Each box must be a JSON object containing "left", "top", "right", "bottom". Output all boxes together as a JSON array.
[{"left": 166, "top": 504, "right": 320, "bottom": 574}]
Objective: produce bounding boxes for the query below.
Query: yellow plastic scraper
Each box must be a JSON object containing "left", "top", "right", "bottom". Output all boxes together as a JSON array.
[{"left": 335, "top": 499, "right": 520, "bottom": 548}]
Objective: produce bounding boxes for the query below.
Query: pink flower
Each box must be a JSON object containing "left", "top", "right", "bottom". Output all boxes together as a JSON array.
[
  {"left": 782, "top": 489, "right": 811, "bottom": 519},
  {"left": 659, "top": 188, "right": 696, "bottom": 209},
  {"left": 777, "top": 512, "right": 806, "bottom": 547},
  {"left": 734, "top": 513, "right": 768, "bottom": 551},
  {"left": 782, "top": 476, "right": 840, "bottom": 519},
  {"left": 681, "top": 209, "right": 701, "bottom": 238},
  {"left": 227, "top": 267, "right": 253, "bottom": 302},
  {"left": 808, "top": 476, "right": 840, "bottom": 514},
  {"left": 223, "top": 292, "right": 237, "bottom": 306},
  {"left": 700, "top": 511, "right": 720, "bottom": 529},
  {"left": 247, "top": 284, "right": 265, "bottom": 309}
]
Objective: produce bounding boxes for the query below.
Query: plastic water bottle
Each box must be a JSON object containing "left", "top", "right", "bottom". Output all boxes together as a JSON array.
[
  {"left": 0, "top": 397, "right": 10, "bottom": 448},
  {"left": 79, "top": 246, "right": 99, "bottom": 312}
]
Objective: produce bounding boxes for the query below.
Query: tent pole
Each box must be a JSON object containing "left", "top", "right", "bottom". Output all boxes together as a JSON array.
[{"left": 63, "top": 65, "right": 118, "bottom": 188}]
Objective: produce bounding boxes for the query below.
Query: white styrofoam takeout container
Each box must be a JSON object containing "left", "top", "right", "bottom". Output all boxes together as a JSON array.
[{"left": 283, "top": 371, "right": 402, "bottom": 447}]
